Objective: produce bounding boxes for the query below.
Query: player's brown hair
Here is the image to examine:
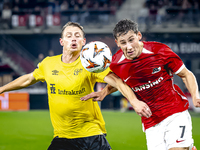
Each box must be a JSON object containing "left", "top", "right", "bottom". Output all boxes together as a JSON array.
[
  {"left": 61, "top": 22, "right": 85, "bottom": 38},
  {"left": 113, "top": 19, "right": 139, "bottom": 40}
]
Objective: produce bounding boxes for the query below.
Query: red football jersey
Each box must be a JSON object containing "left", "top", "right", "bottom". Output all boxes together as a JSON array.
[{"left": 110, "top": 41, "right": 189, "bottom": 130}]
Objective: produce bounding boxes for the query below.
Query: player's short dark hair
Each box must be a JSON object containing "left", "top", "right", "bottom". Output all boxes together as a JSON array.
[
  {"left": 61, "top": 22, "right": 85, "bottom": 38},
  {"left": 113, "top": 19, "right": 138, "bottom": 40}
]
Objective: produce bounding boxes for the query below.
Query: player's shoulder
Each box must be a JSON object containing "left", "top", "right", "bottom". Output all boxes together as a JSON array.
[
  {"left": 42, "top": 54, "right": 62, "bottom": 63},
  {"left": 113, "top": 49, "right": 123, "bottom": 56},
  {"left": 112, "top": 49, "right": 123, "bottom": 62},
  {"left": 143, "top": 41, "right": 167, "bottom": 46},
  {"left": 143, "top": 41, "right": 171, "bottom": 53}
]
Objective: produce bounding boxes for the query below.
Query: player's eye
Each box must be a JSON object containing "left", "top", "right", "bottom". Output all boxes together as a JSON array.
[
  {"left": 120, "top": 42, "right": 126, "bottom": 45},
  {"left": 129, "top": 38, "right": 134, "bottom": 42},
  {"left": 65, "top": 33, "right": 72, "bottom": 38},
  {"left": 75, "top": 33, "right": 81, "bottom": 38}
]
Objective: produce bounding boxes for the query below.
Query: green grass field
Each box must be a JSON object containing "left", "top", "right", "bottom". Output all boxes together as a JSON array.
[{"left": 0, "top": 110, "right": 199, "bottom": 150}]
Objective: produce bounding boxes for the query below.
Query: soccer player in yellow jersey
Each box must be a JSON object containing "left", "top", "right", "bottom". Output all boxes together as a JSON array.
[{"left": 0, "top": 22, "right": 152, "bottom": 150}]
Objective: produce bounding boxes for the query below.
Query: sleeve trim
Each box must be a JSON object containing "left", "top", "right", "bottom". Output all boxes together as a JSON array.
[{"left": 174, "top": 64, "right": 185, "bottom": 74}]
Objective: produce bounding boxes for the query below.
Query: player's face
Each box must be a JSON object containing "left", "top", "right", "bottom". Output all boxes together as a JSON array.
[
  {"left": 115, "top": 30, "right": 143, "bottom": 60},
  {"left": 59, "top": 26, "right": 86, "bottom": 53}
]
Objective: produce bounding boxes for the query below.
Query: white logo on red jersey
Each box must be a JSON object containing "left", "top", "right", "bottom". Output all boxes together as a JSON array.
[
  {"left": 142, "top": 48, "right": 154, "bottom": 54},
  {"left": 152, "top": 67, "right": 161, "bottom": 74},
  {"left": 132, "top": 77, "right": 164, "bottom": 92},
  {"left": 124, "top": 76, "right": 131, "bottom": 82},
  {"left": 117, "top": 54, "right": 126, "bottom": 63}
]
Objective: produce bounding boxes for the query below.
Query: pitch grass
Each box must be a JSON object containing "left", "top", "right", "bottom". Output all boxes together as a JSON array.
[{"left": 0, "top": 110, "right": 199, "bottom": 150}]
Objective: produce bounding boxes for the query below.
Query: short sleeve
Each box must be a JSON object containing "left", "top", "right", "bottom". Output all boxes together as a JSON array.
[
  {"left": 92, "top": 67, "right": 111, "bottom": 83},
  {"left": 160, "top": 45, "right": 184, "bottom": 74},
  {"left": 32, "top": 60, "right": 45, "bottom": 82}
]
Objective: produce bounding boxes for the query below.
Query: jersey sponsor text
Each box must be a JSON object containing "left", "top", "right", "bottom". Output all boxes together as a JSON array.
[
  {"left": 58, "top": 88, "right": 86, "bottom": 95},
  {"left": 132, "top": 77, "right": 163, "bottom": 92}
]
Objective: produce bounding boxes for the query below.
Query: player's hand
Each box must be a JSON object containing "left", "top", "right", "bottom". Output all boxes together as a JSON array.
[
  {"left": 132, "top": 100, "right": 152, "bottom": 118},
  {"left": 80, "top": 91, "right": 106, "bottom": 101},
  {"left": 193, "top": 98, "right": 200, "bottom": 107}
]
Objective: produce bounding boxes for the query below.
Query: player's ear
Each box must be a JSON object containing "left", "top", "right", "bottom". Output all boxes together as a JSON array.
[
  {"left": 82, "top": 38, "right": 86, "bottom": 46},
  {"left": 138, "top": 31, "right": 142, "bottom": 40},
  {"left": 59, "top": 38, "right": 64, "bottom": 46},
  {"left": 115, "top": 39, "right": 120, "bottom": 47}
]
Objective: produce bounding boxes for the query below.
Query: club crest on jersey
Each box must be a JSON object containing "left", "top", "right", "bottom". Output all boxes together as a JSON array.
[
  {"left": 52, "top": 70, "right": 59, "bottom": 75},
  {"left": 74, "top": 68, "right": 83, "bottom": 75},
  {"left": 152, "top": 67, "right": 161, "bottom": 74}
]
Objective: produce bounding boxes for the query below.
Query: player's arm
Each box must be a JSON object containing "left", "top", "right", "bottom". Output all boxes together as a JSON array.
[
  {"left": 177, "top": 67, "right": 200, "bottom": 107},
  {"left": 81, "top": 72, "right": 152, "bottom": 118},
  {"left": 0, "top": 73, "right": 38, "bottom": 94},
  {"left": 81, "top": 83, "right": 118, "bottom": 102}
]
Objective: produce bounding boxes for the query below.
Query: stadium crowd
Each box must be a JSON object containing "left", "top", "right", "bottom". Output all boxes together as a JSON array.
[
  {"left": 139, "top": 0, "right": 200, "bottom": 27},
  {"left": 0, "top": 0, "right": 125, "bottom": 29},
  {"left": 1, "top": 0, "right": 200, "bottom": 29}
]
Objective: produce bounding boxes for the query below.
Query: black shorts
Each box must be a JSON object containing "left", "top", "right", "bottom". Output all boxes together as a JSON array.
[{"left": 47, "top": 134, "right": 112, "bottom": 150}]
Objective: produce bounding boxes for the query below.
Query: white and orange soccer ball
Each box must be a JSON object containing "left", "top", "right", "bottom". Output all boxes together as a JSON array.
[{"left": 80, "top": 41, "right": 112, "bottom": 73}]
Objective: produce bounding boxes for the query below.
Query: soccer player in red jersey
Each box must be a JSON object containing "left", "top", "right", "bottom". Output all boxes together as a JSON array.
[{"left": 81, "top": 19, "right": 200, "bottom": 150}]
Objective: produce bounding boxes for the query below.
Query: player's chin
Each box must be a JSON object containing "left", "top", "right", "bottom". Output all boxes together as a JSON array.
[
  {"left": 126, "top": 54, "right": 136, "bottom": 60},
  {"left": 70, "top": 48, "right": 79, "bottom": 52}
]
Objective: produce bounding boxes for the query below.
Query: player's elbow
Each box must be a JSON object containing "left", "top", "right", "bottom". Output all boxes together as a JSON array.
[
  {"left": 112, "top": 78, "right": 125, "bottom": 91},
  {"left": 21, "top": 73, "right": 37, "bottom": 87}
]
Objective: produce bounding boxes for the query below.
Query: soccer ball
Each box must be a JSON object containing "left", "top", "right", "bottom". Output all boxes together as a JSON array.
[{"left": 80, "top": 41, "right": 112, "bottom": 73}]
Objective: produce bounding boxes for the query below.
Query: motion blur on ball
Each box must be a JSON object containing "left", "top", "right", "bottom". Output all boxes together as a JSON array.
[{"left": 80, "top": 41, "right": 112, "bottom": 73}]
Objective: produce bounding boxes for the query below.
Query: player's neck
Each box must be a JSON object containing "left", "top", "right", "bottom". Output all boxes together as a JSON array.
[
  {"left": 62, "top": 50, "right": 80, "bottom": 63},
  {"left": 138, "top": 41, "right": 144, "bottom": 56}
]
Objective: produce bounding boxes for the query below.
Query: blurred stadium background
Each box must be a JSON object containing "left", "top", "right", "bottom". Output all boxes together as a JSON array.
[{"left": 0, "top": 0, "right": 200, "bottom": 149}]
